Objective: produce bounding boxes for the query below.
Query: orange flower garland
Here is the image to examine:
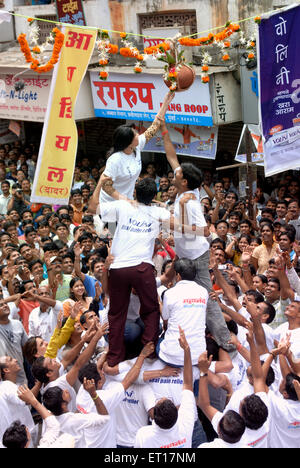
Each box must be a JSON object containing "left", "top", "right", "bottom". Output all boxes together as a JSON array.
[
  {"left": 18, "top": 27, "right": 64, "bottom": 73},
  {"left": 178, "top": 22, "right": 240, "bottom": 47},
  {"left": 144, "top": 41, "right": 170, "bottom": 55}
]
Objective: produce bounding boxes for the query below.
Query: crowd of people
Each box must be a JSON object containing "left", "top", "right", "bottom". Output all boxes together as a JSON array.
[{"left": 0, "top": 97, "right": 300, "bottom": 449}]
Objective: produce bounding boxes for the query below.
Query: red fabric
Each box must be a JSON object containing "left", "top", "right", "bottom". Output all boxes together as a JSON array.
[{"left": 18, "top": 299, "right": 39, "bottom": 334}]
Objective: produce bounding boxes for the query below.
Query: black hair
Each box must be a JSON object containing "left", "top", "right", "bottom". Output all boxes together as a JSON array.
[
  {"left": 215, "top": 219, "right": 229, "bottom": 228},
  {"left": 245, "top": 289, "right": 265, "bottom": 303},
  {"left": 154, "top": 399, "right": 178, "bottom": 429},
  {"left": 181, "top": 162, "right": 203, "bottom": 190},
  {"left": 285, "top": 373, "right": 300, "bottom": 401},
  {"left": 262, "top": 301, "right": 276, "bottom": 324},
  {"left": 240, "top": 394, "right": 268, "bottom": 430},
  {"left": 78, "top": 232, "right": 94, "bottom": 243},
  {"left": 135, "top": 178, "right": 157, "bottom": 205},
  {"left": 28, "top": 259, "right": 43, "bottom": 271},
  {"left": 111, "top": 124, "right": 136, "bottom": 153},
  {"left": 42, "top": 386, "right": 65, "bottom": 416},
  {"left": 226, "top": 319, "right": 238, "bottom": 336},
  {"left": 174, "top": 258, "right": 196, "bottom": 281},
  {"left": 22, "top": 336, "right": 40, "bottom": 365},
  {"left": 2, "top": 421, "right": 28, "bottom": 448},
  {"left": 31, "top": 356, "right": 49, "bottom": 384},
  {"left": 239, "top": 219, "right": 252, "bottom": 227},
  {"left": 225, "top": 190, "right": 238, "bottom": 201},
  {"left": 211, "top": 238, "right": 226, "bottom": 250},
  {"left": 161, "top": 259, "right": 172, "bottom": 275},
  {"left": 43, "top": 242, "right": 59, "bottom": 253},
  {"left": 260, "top": 221, "right": 274, "bottom": 232},
  {"left": 78, "top": 362, "right": 101, "bottom": 386},
  {"left": 218, "top": 410, "right": 245, "bottom": 444},
  {"left": 228, "top": 210, "right": 242, "bottom": 220},
  {"left": 205, "top": 336, "right": 220, "bottom": 361},
  {"left": 71, "top": 188, "right": 82, "bottom": 197},
  {"left": 279, "top": 230, "right": 296, "bottom": 243}
]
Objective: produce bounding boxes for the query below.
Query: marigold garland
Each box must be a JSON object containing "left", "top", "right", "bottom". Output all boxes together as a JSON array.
[
  {"left": 18, "top": 26, "right": 64, "bottom": 73},
  {"left": 17, "top": 15, "right": 261, "bottom": 85}
]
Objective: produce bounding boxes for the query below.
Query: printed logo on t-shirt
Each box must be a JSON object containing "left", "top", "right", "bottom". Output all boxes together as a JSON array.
[
  {"left": 248, "top": 432, "right": 267, "bottom": 447},
  {"left": 288, "top": 421, "right": 300, "bottom": 429},
  {"left": 121, "top": 218, "right": 153, "bottom": 234},
  {"left": 160, "top": 438, "right": 186, "bottom": 448},
  {"left": 149, "top": 377, "right": 183, "bottom": 385},
  {"left": 183, "top": 298, "right": 206, "bottom": 308},
  {"left": 123, "top": 390, "right": 139, "bottom": 405}
]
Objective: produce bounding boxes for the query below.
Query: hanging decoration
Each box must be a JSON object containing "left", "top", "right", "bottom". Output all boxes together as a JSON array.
[
  {"left": 119, "top": 32, "right": 146, "bottom": 74},
  {"left": 18, "top": 18, "right": 64, "bottom": 73},
  {"left": 96, "top": 29, "right": 118, "bottom": 81},
  {"left": 16, "top": 13, "right": 262, "bottom": 87}
]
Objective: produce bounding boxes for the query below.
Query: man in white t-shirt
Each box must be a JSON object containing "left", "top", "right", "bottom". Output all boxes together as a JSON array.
[
  {"left": 98, "top": 178, "right": 171, "bottom": 367},
  {"left": 158, "top": 257, "right": 207, "bottom": 366},
  {"left": 273, "top": 300, "right": 300, "bottom": 363},
  {"left": 197, "top": 351, "right": 248, "bottom": 448},
  {"left": 42, "top": 384, "right": 109, "bottom": 448},
  {"left": 0, "top": 356, "right": 36, "bottom": 446},
  {"left": 162, "top": 127, "right": 232, "bottom": 354},
  {"left": 134, "top": 327, "right": 196, "bottom": 449},
  {"left": 28, "top": 286, "right": 63, "bottom": 343},
  {"left": 76, "top": 342, "right": 155, "bottom": 448}
]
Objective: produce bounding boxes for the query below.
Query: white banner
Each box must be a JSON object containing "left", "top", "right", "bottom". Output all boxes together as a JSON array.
[
  {"left": 90, "top": 71, "right": 213, "bottom": 126},
  {"left": 0, "top": 74, "right": 50, "bottom": 122}
]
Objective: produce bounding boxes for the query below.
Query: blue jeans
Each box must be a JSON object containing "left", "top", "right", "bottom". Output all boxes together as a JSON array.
[
  {"left": 124, "top": 318, "right": 145, "bottom": 343},
  {"left": 192, "top": 418, "right": 207, "bottom": 447}
]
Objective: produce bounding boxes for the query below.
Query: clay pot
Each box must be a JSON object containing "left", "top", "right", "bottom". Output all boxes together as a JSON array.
[{"left": 164, "top": 64, "right": 195, "bottom": 92}]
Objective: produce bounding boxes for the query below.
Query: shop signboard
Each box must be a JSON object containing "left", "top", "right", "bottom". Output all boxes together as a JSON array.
[{"left": 90, "top": 71, "right": 213, "bottom": 127}]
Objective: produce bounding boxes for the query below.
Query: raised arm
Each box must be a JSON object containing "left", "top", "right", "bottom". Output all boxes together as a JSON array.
[
  {"left": 121, "top": 342, "right": 155, "bottom": 390},
  {"left": 197, "top": 351, "right": 217, "bottom": 421},
  {"left": 178, "top": 326, "right": 193, "bottom": 392},
  {"left": 161, "top": 120, "right": 180, "bottom": 171},
  {"left": 245, "top": 323, "right": 267, "bottom": 394},
  {"left": 144, "top": 92, "right": 175, "bottom": 142}
]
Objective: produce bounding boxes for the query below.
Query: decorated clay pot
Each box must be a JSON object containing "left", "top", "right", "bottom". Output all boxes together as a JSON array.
[{"left": 164, "top": 64, "right": 195, "bottom": 92}]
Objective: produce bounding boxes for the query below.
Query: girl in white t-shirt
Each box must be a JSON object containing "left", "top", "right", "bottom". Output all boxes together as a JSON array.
[{"left": 89, "top": 92, "right": 175, "bottom": 211}]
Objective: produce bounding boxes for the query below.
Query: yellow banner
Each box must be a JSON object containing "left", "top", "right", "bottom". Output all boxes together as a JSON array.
[{"left": 31, "top": 26, "right": 97, "bottom": 204}]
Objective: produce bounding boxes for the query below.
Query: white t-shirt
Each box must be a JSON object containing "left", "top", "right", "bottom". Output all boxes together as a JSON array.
[
  {"left": 160, "top": 280, "right": 207, "bottom": 365},
  {"left": 76, "top": 381, "right": 124, "bottom": 448},
  {"left": 174, "top": 189, "right": 209, "bottom": 260},
  {"left": 115, "top": 382, "right": 156, "bottom": 447},
  {"left": 273, "top": 323, "right": 300, "bottom": 360},
  {"left": 54, "top": 412, "right": 110, "bottom": 448},
  {"left": 100, "top": 133, "right": 146, "bottom": 204},
  {"left": 268, "top": 389, "right": 300, "bottom": 448},
  {"left": 0, "top": 380, "right": 35, "bottom": 434},
  {"left": 41, "top": 374, "right": 77, "bottom": 413},
  {"left": 100, "top": 200, "right": 170, "bottom": 269},
  {"left": 0, "top": 392, "right": 10, "bottom": 448},
  {"left": 135, "top": 389, "right": 195, "bottom": 448},
  {"left": 28, "top": 301, "right": 63, "bottom": 342}
]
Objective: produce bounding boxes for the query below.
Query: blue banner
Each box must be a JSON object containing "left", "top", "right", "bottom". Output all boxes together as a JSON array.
[{"left": 259, "top": 4, "right": 300, "bottom": 176}]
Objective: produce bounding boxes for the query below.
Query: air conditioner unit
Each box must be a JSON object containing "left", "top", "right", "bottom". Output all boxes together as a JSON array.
[{"left": 142, "top": 26, "right": 192, "bottom": 68}]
